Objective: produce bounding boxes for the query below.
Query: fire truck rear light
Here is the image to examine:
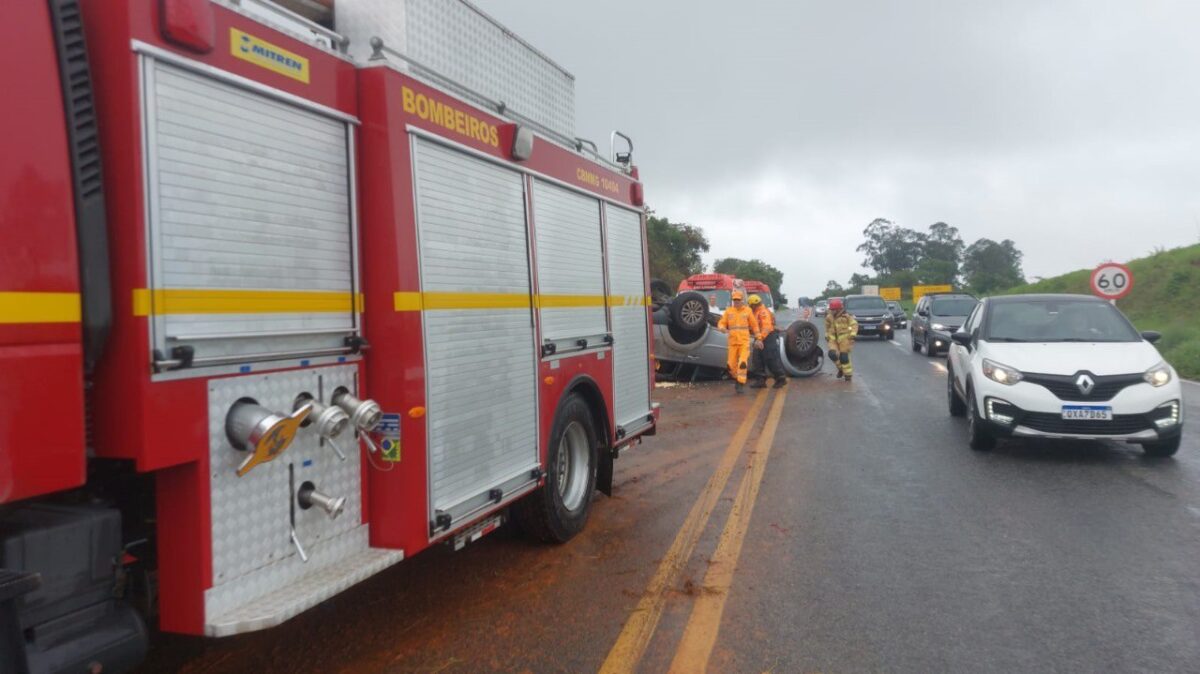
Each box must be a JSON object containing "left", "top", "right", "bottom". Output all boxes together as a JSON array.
[
  {"left": 631, "top": 181, "right": 644, "bottom": 206},
  {"left": 160, "top": 0, "right": 215, "bottom": 53},
  {"left": 510, "top": 124, "right": 534, "bottom": 161}
]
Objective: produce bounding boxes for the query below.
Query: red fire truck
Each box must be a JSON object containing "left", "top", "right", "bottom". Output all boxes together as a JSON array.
[{"left": 0, "top": 1, "right": 653, "bottom": 670}]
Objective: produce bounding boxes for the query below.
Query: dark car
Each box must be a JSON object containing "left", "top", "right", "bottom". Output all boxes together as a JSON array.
[
  {"left": 911, "top": 293, "right": 978, "bottom": 356},
  {"left": 844, "top": 294, "right": 894, "bottom": 340},
  {"left": 887, "top": 301, "right": 908, "bottom": 328}
]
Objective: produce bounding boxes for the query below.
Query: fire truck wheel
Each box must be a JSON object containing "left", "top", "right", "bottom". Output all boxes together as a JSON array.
[
  {"left": 670, "top": 291, "right": 710, "bottom": 332},
  {"left": 513, "top": 393, "right": 598, "bottom": 543}
]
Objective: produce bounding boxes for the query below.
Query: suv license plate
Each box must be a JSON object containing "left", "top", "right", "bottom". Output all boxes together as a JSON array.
[{"left": 1062, "top": 405, "right": 1113, "bottom": 420}]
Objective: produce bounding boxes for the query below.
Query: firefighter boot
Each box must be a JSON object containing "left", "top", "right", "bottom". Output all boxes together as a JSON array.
[
  {"left": 749, "top": 379, "right": 767, "bottom": 389},
  {"left": 773, "top": 377, "right": 787, "bottom": 389},
  {"left": 734, "top": 381, "right": 744, "bottom": 394},
  {"left": 835, "top": 368, "right": 844, "bottom": 379}
]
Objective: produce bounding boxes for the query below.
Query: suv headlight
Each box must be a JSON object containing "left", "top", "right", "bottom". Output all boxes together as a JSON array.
[
  {"left": 931, "top": 323, "right": 947, "bottom": 331},
  {"left": 1143, "top": 361, "right": 1173, "bottom": 387},
  {"left": 982, "top": 358, "right": 1023, "bottom": 386}
]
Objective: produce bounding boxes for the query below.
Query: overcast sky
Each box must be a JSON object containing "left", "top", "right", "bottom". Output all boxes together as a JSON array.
[{"left": 474, "top": 0, "right": 1200, "bottom": 301}]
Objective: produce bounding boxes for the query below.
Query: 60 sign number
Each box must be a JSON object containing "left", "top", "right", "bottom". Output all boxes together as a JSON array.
[{"left": 1090, "top": 263, "right": 1133, "bottom": 300}]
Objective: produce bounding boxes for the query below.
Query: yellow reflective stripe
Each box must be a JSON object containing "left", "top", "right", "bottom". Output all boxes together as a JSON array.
[
  {"left": 537, "top": 294, "right": 608, "bottom": 309},
  {"left": 0, "top": 291, "right": 81, "bottom": 324},
  {"left": 391, "top": 292, "right": 650, "bottom": 312},
  {"left": 608, "top": 295, "right": 650, "bottom": 307},
  {"left": 132, "top": 289, "right": 361, "bottom": 316}
]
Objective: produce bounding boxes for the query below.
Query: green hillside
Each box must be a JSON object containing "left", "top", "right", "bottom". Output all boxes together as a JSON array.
[{"left": 999, "top": 244, "right": 1200, "bottom": 378}]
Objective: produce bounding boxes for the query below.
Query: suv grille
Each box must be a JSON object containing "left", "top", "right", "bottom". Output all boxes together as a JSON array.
[
  {"left": 1018, "top": 413, "right": 1152, "bottom": 436},
  {"left": 1023, "top": 372, "right": 1142, "bottom": 402}
]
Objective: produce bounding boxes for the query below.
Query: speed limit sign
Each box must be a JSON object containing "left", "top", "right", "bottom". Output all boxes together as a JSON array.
[{"left": 1090, "top": 262, "right": 1133, "bottom": 300}]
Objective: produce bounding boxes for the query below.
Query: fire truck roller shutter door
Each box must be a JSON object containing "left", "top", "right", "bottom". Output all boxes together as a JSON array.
[
  {"left": 605, "top": 205, "right": 652, "bottom": 433},
  {"left": 412, "top": 138, "right": 540, "bottom": 526},
  {"left": 532, "top": 180, "right": 607, "bottom": 351},
  {"left": 143, "top": 61, "right": 357, "bottom": 364}
]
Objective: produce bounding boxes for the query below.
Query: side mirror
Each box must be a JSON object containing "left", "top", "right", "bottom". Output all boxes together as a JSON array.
[
  {"left": 951, "top": 332, "right": 973, "bottom": 347},
  {"left": 1141, "top": 330, "right": 1162, "bottom": 344},
  {"left": 917, "top": 309, "right": 928, "bottom": 317}
]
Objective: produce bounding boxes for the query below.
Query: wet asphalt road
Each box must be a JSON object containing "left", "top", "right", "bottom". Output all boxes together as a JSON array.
[{"left": 141, "top": 315, "right": 1200, "bottom": 673}]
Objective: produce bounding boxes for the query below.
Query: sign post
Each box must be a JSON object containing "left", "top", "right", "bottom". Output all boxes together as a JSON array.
[{"left": 1089, "top": 262, "right": 1133, "bottom": 302}]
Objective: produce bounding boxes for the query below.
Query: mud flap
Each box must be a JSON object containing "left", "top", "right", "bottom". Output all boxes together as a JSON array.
[{"left": 596, "top": 450, "right": 614, "bottom": 497}]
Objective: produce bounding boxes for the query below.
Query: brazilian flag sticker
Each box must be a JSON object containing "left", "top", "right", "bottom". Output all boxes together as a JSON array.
[{"left": 381, "top": 437, "right": 401, "bottom": 463}]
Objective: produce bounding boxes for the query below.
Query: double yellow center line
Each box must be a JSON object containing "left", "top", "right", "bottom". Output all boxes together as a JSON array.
[{"left": 601, "top": 386, "right": 789, "bottom": 674}]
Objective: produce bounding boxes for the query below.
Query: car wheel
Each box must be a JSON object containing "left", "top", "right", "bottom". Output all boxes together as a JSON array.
[
  {"left": 911, "top": 330, "right": 920, "bottom": 352},
  {"left": 785, "top": 320, "right": 820, "bottom": 359},
  {"left": 659, "top": 321, "right": 708, "bottom": 353},
  {"left": 779, "top": 340, "right": 823, "bottom": 377},
  {"left": 947, "top": 366, "right": 966, "bottom": 417},
  {"left": 650, "top": 278, "right": 673, "bottom": 308},
  {"left": 886, "top": 331, "right": 895, "bottom": 341},
  {"left": 967, "top": 390, "right": 996, "bottom": 451},
  {"left": 513, "top": 393, "right": 598, "bottom": 542},
  {"left": 922, "top": 336, "right": 934, "bottom": 357},
  {"left": 1140, "top": 435, "right": 1181, "bottom": 458},
  {"left": 670, "top": 291, "right": 709, "bottom": 333}
]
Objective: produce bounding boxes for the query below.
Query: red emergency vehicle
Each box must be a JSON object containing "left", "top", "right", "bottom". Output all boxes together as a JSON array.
[
  {"left": 0, "top": 1, "right": 653, "bottom": 670},
  {"left": 743, "top": 280, "right": 776, "bottom": 310},
  {"left": 678, "top": 273, "right": 743, "bottom": 312}
]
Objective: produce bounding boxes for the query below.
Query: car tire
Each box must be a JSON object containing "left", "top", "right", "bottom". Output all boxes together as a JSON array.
[
  {"left": 911, "top": 330, "right": 920, "bottom": 352},
  {"left": 1140, "top": 435, "right": 1181, "bottom": 458},
  {"left": 513, "top": 393, "right": 598, "bottom": 543},
  {"left": 650, "top": 278, "right": 673, "bottom": 307},
  {"left": 784, "top": 320, "right": 820, "bottom": 359},
  {"left": 886, "top": 331, "right": 895, "bottom": 341},
  {"left": 966, "top": 390, "right": 996, "bottom": 451},
  {"left": 779, "top": 341, "right": 823, "bottom": 378},
  {"left": 922, "top": 336, "right": 934, "bottom": 357},
  {"left": 947, "top": 366, "right": 966, "bottom": 417},
  {"left": 659, "top": 321, "right": 708, "bottom": 353},
  {"left": 670, "top": 291, "right": 709, "bottom": 333}
]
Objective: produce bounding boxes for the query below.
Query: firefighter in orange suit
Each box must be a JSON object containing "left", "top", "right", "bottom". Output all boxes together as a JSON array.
[
  {"left": 747, "top": 294, "right": 787, "bottom": 389},
  {"left": 717, "top": 290, "right": 761, "bottom": 393},
  {"left": 825, "top": 297, "right": 858, "bottom": 381}
]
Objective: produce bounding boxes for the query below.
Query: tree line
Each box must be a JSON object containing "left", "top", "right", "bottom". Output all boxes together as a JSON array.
[
  {"left": 817, "top": 218, "right": 1025, "bottom": 300},
  {"left": 645, "top": 215, "right": 788, "bottom": 306}
]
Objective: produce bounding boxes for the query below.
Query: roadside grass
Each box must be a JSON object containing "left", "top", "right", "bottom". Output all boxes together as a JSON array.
[{"left": 997, "top": 244, "right": 1200, "bottom": 379}]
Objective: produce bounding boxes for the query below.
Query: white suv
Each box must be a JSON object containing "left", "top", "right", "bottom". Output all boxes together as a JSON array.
[{"left": 946, "top": 294, "right": 1183, "bottom": 456}]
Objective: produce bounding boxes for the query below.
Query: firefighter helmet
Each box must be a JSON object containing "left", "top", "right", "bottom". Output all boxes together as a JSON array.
[
  {"left": 829, "top": 298, "right": 844, "bottom": 311},
  {"left": 747, "top": 294, "right": 762, "bottom": 306}
]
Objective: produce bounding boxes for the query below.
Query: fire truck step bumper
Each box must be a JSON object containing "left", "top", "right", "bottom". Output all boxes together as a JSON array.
[{"left": 205, "top": 546, "right": 404, "bottom": 637}]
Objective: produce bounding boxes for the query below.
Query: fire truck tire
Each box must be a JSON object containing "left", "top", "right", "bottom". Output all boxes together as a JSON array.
[
  {"left": 670, "top": 291, "right": 709, "bottom": 332},
  {"left": 784, "top": 320, "right": 820, "bottom": 359},
  {"left": 513, "top": 393, "right": 598, "bottom": 543}
]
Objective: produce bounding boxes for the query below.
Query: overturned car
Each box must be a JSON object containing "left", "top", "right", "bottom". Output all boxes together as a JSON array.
[{"left": 652, "top": 281, "right": 824, "bottom": 381}]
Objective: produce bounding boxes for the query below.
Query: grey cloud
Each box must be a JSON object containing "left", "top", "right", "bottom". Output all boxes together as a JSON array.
[{"left": 474, "top": 0, "right": 1200, "bottom": 299}]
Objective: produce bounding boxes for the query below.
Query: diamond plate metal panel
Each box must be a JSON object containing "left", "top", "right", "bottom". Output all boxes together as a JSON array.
[
  {"left": 532, "top": 180, "right": 606, "bottom": 345},
  {"left": 337, "top": 0, "right": 575, "bottom": 138},
  {"left": 605, "top": 206, "right": 651, "bottom": 429},
  {"left": 206, "top": 366, "right": 373, "bottom": 627},
  {"left": 145, "top": 60, "right": 355, "bottom": 360},
  {"left": 413, "top": 139, "right": 539, "bottom": 516}
]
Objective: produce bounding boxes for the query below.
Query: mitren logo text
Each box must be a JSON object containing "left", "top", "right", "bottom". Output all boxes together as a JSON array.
[
  {"left": 230, "top": 28, "right": 310, "bottom": 84},
  {"left": 402, "top": 86, "right": 500, "bottom": 148}
]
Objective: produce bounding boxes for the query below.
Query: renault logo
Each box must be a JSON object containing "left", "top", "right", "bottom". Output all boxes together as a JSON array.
[{"left": 1076, "top": 374, "right": 1095, "bottom": 396}]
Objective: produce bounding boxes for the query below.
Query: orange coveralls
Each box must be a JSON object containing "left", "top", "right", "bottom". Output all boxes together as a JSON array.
[{"left": 718, "top": 305, "right": 760, "bottom": 384}]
